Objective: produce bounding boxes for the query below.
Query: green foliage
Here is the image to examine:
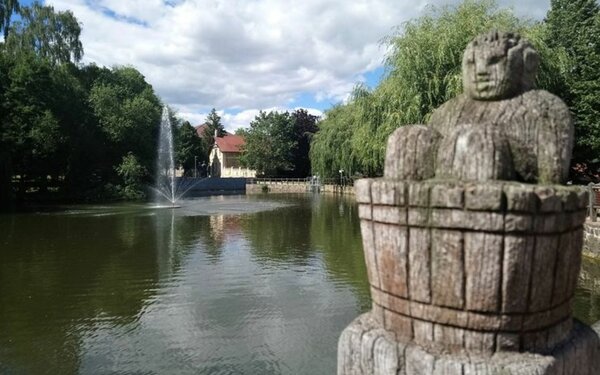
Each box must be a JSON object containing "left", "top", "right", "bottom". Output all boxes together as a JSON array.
[
  {"left": 88, "top": 66, "right": 161, "bottom": 175},
  {"left": 545, "top": 0, "right": 600, "bottom": 162},
  {"left": 240, "top": 110, "right": 296, "bottom": 176},
  {"left": 0, "top": 0, "right": 20, "bottom": 40},
  {"left": 310, "top": 0, "right": 565, "bottom": 178},
  {"left": 201, "top": 108, "right": 225, "bottom": 148},
  {"left": 175, "top": 121, "right": 206, "bottom": 176},
  {"left": 115, "top": 152, "right": 147, "bottom": 200},
  {"left": 5, "top": 1, "right": 83, "bottom": 64},
  {"left": 0, "top": 20, "right": 161, "bottom": 205},
  {"left": 239, "top": 109, "right": 318, "bottom": 177},
  {"left": 289, "top": 109, "right": 319, "bottom": 177}
]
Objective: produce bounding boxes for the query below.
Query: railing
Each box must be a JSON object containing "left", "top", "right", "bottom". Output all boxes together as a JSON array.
[
  {"left": 247, "top": 177, "right": 356, "bottom": 186},
  {"left": 588, "top": 183, "right": 600, "bottom": 221},
  {"left": 247, "top": 177, "right": 310, "bottom": 185}
]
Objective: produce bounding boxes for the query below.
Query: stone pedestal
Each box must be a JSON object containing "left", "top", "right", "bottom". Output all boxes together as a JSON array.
[
  {"left": 339, "top": 312, "right": 600, "bottom": 375},
  {"left": 337, "top": 179, "right": 600, "bottom": 374}
]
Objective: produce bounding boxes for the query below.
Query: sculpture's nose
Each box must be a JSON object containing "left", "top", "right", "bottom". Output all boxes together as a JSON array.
[{"left": 476, "top": 63, "right": 489, "bottom": 77}]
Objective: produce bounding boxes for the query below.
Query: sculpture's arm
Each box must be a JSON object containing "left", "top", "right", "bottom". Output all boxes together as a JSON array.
[{"left": 385, "top": 125, "right": 441, "bottom": 180}]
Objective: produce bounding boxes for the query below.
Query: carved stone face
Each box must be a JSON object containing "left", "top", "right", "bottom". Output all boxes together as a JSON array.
[{"left": 462, "top": 31, "right": 539, "bottom": 100}]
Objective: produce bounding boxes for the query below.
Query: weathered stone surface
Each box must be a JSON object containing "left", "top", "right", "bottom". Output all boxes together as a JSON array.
[
  {"left": 385, "top": 125, "right": 441, "bottom": 180},
  {"left": 431, "top": 183, "right": 464, "bottom": 208},
  {"left": 465, "top": 232, "right": 502, "bottom": 312},
  {"left": 383, "top": 309, "right": 413, "bottom": 341},
  {"left": 341, "top": 30, "right": 594, "bottom": 375},
  {"left": 504, "top": 183, "right": 537, "bottom": 212},
  {"left": 429, "top": 89, "right": 573, "bottom": 184},
  {"left": 372, "top": 205, "right": 405, "bottom": 224},
  {"left": 354, "top": 179, "right": 372, "bottom": 204},
  {"left": 359, "top": 219, "right": 379, "bottom": 289},
  {"left": 462, "top": 31, "right": 538, "bottom": 100},
  {"left": 408, "top": 227, "right": 432, "bottom": 303},
  {"left": 465, "top": 183, "right": 504, "bottom": 210},
  {"left": 529, "top": 235, "right": 559, "bottom": 312},
  {"left": 374, "top": 223, "right": 408, "bottom": 297},
  {"left": 338, "top": 313, "right": 600, "bottom": 374},
  {"left": 371, "top": 180, "right": 405, "bottom": 206},
  {"left": 408, "top": 181, "right": 431, "bottom": 206},
  {"left": 502, "top": 235, "right": 534, "bottom": 313},
  {"left": 436, "top": 123, "right": 516, "bottom": 181},
  {"left": 431, "top": 229, "right": 464, "bottom": 309}
]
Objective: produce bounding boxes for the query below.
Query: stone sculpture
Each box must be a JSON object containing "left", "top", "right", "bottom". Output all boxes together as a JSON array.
[{"left": 338, "top": 31, "right": 600, "bottom": 374}]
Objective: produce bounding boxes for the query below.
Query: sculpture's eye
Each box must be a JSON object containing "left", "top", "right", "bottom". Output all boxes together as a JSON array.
[{"left": 489, "top": 55, "right": 503, "bottom": 64}]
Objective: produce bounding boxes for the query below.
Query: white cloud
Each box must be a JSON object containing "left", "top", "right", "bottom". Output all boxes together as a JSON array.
[
  {"left": 178, "top": 107, "right": 324, "bottom": 133},
  {"left": 45, "top": 0, "right": 551, "bottom": 130}
]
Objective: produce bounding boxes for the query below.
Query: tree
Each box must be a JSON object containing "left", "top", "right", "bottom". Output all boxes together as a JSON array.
[
  {"left": 0, "top": 0, "right": 20, "bottom": 40},
  {"left": 115, "top": 152, "right": 147, "bottom": 200},
  {"left": 88, "top": 66, "right": 162, "bottom": 180},
  {"left": 175, "top": 121, "right": 205, "bottom": 176},
  {"left": 240, "top": 111, "right": 296, "bottom": 176},
  {"left": 310, "top": 0, "right": 561, "bottom": 178},
  {"left": 5, "top": 1, "right": 83, "bottom": 64},
  {"left": 545, "top": 0, "right": 600, "bottom": 163},
  {"left": 289, "top": 109, "right": 319, "bottom": 177},
  {"left": 201, "top": 108, "right": 225, "bottom": 148}
]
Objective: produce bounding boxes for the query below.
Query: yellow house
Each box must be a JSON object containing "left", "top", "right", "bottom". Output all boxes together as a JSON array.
[{"left": 209, "top": 134, "right": 256, "bottom": 178}]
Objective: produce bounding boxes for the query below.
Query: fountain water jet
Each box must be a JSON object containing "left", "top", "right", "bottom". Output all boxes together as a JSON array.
[
  {"left": 152, "top": 106, "right": 206, "bottom": 208},
  {"left": 153, "top": 107, "right": 179, "bottom": 207}
]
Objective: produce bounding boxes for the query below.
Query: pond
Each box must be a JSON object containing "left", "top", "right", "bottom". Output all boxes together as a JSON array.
[{"left": 0, "top": 194, "right": 598, "bottom": 374}]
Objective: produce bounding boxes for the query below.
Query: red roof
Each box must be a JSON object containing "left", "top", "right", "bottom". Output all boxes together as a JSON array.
[
  {"left": 215, "top": 134, "right": 245, "bottom": 153},
  {"left": 195, "top": 123, "right": 209, "bottom": 138}
]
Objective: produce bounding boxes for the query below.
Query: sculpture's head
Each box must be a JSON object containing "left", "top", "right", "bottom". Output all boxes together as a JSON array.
[{"left": 463, "top": 30, "right": 539, "bottom": 100}]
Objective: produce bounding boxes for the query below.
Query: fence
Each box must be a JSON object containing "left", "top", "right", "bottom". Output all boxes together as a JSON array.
[
  {"left": 588, "top": 183, "right": 600, "bottom": 221},
  {"left": 247, "top": 177, "right": 356, "bottom": 186}
]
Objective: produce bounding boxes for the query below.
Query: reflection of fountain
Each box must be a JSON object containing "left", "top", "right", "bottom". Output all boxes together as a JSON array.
[{"left": 152, "top": 107, "right": 204, "bottom": 207}]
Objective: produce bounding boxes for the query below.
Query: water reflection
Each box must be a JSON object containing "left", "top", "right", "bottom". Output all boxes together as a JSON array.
[
  {"left": 1, "top": 195, "right": 599, "bottom": 374},
  {"left": 0, "top": 195, "right": 370, "bottom": 374}
]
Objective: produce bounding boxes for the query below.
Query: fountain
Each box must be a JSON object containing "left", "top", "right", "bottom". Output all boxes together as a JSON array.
[
  {"left": 152, "top": 106, "right": 208, "bottom": 208},
  {"left": 152, "top": 107, "right": 179, "bottom": 207}
]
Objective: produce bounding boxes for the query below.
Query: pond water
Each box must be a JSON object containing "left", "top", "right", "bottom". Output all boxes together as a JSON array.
[{"left": 0, "top": 194, "right": 598, "bottom": 374}]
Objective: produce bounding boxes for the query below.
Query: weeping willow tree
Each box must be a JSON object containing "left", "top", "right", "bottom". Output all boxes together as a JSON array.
[{"left": 310, "top": 0, "right": 568, "bottom": 178}]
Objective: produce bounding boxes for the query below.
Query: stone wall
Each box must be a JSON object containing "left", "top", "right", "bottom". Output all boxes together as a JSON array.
[{"left": 583, "top": 221, "right": 600, "bottom": 259}]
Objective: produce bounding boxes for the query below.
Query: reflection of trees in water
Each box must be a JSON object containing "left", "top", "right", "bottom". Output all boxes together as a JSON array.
[
  {"left": 0, "top": 209, "right": 205, "bottom": 374},
  {"left": 241, "top": 204, "right": 314, "bottom": 263},
  {"left": 240, "top": 195, "right": 370, "bottom": 308},
  {"left": 575, "top": 258, "right": 600, "bottom": 325},
  {"left": 308, "top": 196, "right": 370, "bottom": 308}
]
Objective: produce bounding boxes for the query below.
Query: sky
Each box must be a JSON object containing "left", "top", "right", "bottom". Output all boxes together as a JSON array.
[{"left": 24, "top": 0, "right": 554, "bottom": 131}]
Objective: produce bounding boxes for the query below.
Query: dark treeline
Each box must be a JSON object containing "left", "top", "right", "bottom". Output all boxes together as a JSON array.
[
  {"left": 310, "top": 0, "right": 600, "bottom": 181},
  {"left": 0, "top": 1, "right": 163, "bottom": 209}
]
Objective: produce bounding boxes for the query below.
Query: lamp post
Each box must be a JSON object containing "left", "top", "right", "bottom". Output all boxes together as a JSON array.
[{"left": 194, "top": 156, "right": 197, "bottom": 178}]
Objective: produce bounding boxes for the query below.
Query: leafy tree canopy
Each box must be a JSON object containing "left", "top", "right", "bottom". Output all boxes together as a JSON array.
[
  {"left": 310, "top": 0, "right": 569, "bottom": 178},
  {"left": 240, "top": 111, "right": 296, "bottom": 177},
  {"left": 545, "top": 0, "right": 600, "bottom": 163},
  {"left": 5, "top": 1, "right": 83, "bottom": 64},
  {"left": 0, "top": 0, "right": 20, "bottom": 40}
]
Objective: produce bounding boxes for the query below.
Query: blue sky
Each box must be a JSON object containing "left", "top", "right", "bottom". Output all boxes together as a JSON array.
[{"left": 24, "top": 1, "right": 552, "bottom": 130}]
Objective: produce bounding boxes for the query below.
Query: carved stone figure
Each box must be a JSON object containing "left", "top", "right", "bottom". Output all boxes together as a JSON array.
[
  {"left": 385, "top": 30, "right": 573, "bottom": 184},
  {"left": 338, "top": 31, "right": 600, "bottom": 375}
]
